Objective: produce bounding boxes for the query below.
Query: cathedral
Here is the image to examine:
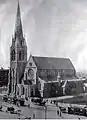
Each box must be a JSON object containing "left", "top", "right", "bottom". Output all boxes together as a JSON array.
[{"left": 8, "top": 1, "right": 78, "bottom": 98}]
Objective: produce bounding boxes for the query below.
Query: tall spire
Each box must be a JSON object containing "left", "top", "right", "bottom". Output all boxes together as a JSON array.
[{"left": 14, "top": 0, "right": 23, "bottom": 39}]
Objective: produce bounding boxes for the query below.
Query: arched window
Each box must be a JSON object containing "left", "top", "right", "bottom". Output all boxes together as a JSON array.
[
  {"left": 29, "top": 62, "right": 32, "bottom": 66},
  {"left": 23, "top": 86, "right": 25, "bottom": 95},
  {"left": 31, "top": 89, "right": 34, "bottom": 97},
  {"left": 21, "top": 85, "right": 25, "bottom": 95},
  {"left": 26, "top": 73, "right": 27, "bottom": 80},
  {"left": 22, "top": 50, "right": 24, "bottom": 60},
  {"left": 19, "top": 51, "right": 22, "bottom": 60},
  {"left": 21, "top": 40, "right": 23, "bottom": 46},
  {"left": 19, "top": 51, "right": 24, "bottom": 60},
  {"left": 11, "top": 50, "right": 15, "bottom": 61},
  {"left": 17, "top": 87, "right": 19, "bottom": 95},
  {"left": 25, "top": 88, "right": 28, "bottom": 97}
]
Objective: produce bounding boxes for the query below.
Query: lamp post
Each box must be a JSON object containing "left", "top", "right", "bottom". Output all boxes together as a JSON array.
[
  {"left": 56, "top": 72, "right": 61, "bottom": 117},
  {"left": 44, "top": 83, "right": 48, "bottom": 120},
  {"left": 28, "top": 83, "right": 31, "bottom": 107},
  {"left": 45, "top": 105, "right": 47, "bottom": 120},
  {"left": 56, "top": 90, "right": 58, "bottom": 105},
  {"left": 8, "top": 67, "right": 10, "bottom": 95}
]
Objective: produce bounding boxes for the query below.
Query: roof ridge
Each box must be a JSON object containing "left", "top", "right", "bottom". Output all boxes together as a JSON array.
[
  {"left": 32, "top": 55, "right": 69, "bottom": 60},
  {"left": 28, "top": 55, "right": 75, "bottom": 70}
]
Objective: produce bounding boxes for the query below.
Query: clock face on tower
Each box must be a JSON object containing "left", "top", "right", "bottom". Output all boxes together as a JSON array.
[{"left": 28, "top": 69, "right": 34, "bottom": 79}]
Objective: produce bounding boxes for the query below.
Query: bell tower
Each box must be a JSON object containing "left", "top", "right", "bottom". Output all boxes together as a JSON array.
[{"left": 8, "top": 0, "right": 27, "bottom": 96}]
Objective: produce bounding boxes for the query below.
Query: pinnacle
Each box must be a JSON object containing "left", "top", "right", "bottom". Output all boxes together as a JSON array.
[
  {"left": 14, "top": 0, "right": 23, "bottom": 39},
  {"left": 17, "top": 0, "right": 20, "bottom": 17}
]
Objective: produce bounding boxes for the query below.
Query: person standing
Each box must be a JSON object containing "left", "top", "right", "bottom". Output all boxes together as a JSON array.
[
  {"left": 57, "top": 107, "right": 62, "bottom": 117},
  {"left": 33, "top": 113, "right": 35, "bottom": 119}
]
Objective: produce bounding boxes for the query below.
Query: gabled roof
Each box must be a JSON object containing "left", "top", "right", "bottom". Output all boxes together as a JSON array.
[{"left": 32, "top": 56, "right": 75, "bottom": 70}]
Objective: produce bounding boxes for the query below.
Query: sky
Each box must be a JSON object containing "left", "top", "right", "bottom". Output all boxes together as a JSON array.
[{"left": 0, "top": 0, "right": 87, "bottom": 72}]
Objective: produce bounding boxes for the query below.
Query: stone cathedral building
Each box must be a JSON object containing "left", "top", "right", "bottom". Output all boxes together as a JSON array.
[{"left": 8, "top": 1, "right": 82, "bottom": 98}]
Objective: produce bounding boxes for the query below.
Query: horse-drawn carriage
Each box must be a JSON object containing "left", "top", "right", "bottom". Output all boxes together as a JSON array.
[
  {"left": 68, "top": 106, "right": 87, "bottom": 116},
  {"left": 6, "top": 106, "right": 15, "bottom": 114},
  {"left": 3, "top": 95, "right": 25, "bottom": 106},
  {"left": 31, "top": 97, "right": 46, "bottom": 106}
]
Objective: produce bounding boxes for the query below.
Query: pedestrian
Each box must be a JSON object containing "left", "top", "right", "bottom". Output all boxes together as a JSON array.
[
  {"left": 57, "top": 109, "right": 59, "bottom": 115},
  {"left": 57, "top": 107, "right": 62, "bottom": 117},
  {"left": 54, "top": 100, "right": 55, "bottom": 104},
  {"left": 28, "top": 104, "right": 30, "bottom": 108},
  {"left": 56, "top": 101, "right": 58, "bottom": 107},
  {"left": 17, "top": 112, "right": 20, "bottom": 119},
  {"left": 0, "top": 105, "right": 2, "bottom": 111},
  {"left": 33, "top": 113, "right": 35, "bottom": 119},
  {"left": 59, "top": 110, "right": 62, "bottom": 117}
]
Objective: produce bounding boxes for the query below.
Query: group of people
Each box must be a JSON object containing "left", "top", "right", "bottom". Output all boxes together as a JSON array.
[{"left": 50, "top": 100, "right": 57, "bottom": 104}]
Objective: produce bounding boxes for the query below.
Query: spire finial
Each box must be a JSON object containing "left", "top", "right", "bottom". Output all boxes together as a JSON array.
[
  {"left": 17, "top": 0, "right": 19, "bottom": 4},
  {"left": 17, "top": 0, "right": 20, "bottom": 18},
  {"left": 14, "top": 0, "right": 23, "bottom": 39}
]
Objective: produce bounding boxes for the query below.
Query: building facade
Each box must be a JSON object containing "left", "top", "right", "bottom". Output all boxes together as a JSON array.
[
  {"left": 23, "top": 55, "right": 77, "bottom": 98},
  {"left": 8, "top": 1, "right": 81, "bottom": 98},
  {"left": 0, "top": 68, "right": 9, "bottom": 87}
]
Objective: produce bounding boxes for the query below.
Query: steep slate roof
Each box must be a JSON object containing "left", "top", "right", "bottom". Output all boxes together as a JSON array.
[{"left": 32, "top": 56, "right": 75, "bottom": 70}]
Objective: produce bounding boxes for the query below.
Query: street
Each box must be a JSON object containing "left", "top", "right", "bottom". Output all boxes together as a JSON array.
[
  {"left": 0, "top": 100, "right": 87, "bottom": 119},
  {"left": 20, "top": 104, "right": 87, "bottom": 119}
]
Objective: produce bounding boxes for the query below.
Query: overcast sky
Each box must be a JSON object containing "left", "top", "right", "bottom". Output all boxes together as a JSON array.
[{"left": 0, "top": 0, "right": 87, "bottom": 72}]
